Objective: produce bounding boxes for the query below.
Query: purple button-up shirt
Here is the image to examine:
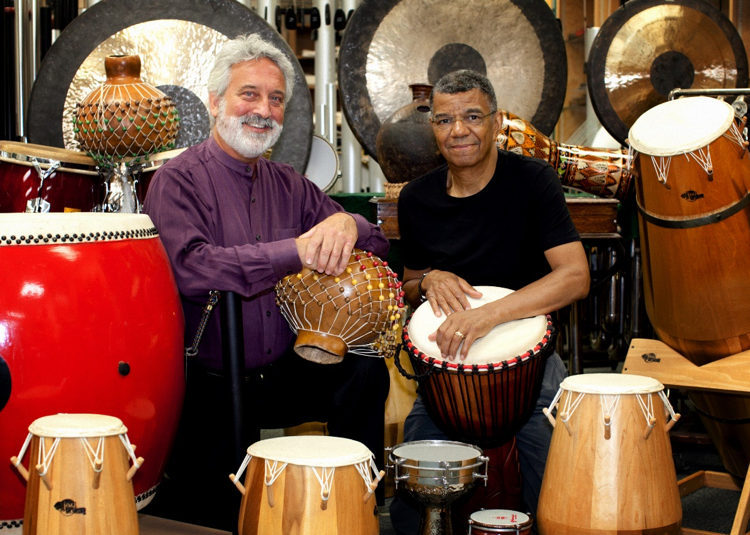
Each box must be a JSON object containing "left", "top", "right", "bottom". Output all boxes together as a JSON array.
[{"left": 145, "top": 136, "right": 389, "bottom": 371}]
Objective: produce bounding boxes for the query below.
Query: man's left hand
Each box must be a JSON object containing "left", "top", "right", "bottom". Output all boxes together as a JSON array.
[
  {"left": 299, "top": 212, "right": 358, "bottom": 275},
  {"left": 428, "top": 305, "right": 496, "bottom": 361}
]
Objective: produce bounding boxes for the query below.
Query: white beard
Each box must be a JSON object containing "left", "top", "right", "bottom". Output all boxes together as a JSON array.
[{"left": 214, "top": 101, "right": 283, "bottom": 160}]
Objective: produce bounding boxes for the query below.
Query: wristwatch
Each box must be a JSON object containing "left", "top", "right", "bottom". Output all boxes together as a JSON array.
[{"left": 418, "top": 272, "right": 429, "bottom": 303}]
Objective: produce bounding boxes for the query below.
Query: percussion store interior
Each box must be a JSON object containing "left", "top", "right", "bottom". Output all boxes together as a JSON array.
[{"left": 3, "top": 0, "right": 750, "bottom": 534}]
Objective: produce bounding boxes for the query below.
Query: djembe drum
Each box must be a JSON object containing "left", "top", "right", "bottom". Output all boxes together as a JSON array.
[
  {"left": 537, "top": 374, "right": 682, "bottom": 535},
  {"left": 229, "top": 436, "right": 384, "bottom": 535},
  {"left": 11, "top": 414, "right": 141, "bottom": 535},
  {"left": 467, "top": 509, "right": 533, "bottom": 534},
  {"left": 0, "top": 213, "right": 184, "bottom": 534},
  {"left": 629, "top": 96, "right": 750, "bottom": 478},
  {"left": 275, "top": 249, "right": 403, "bottom": 364}
]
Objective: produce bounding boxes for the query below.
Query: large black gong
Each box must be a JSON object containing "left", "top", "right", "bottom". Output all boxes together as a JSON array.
[
  {"left": 338, "top": 0, "right": 568, "bottom": 160},
  {"left": 26, "top": 0, "right": 313, "bottom": 173}
]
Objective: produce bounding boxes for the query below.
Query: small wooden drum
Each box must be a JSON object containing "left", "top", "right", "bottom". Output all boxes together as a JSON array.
[
  {"left": 467, "top": 509, "right": 533, "bottom": 534},
  {"left": 275, "top": 248, "right": 404, "bottom": 364},
  {"left": 230, "top": 436, "right": 383, "bottom": 535},
  {"left": 11, "top": 414, "right": 141, "bottom": 535},
  {"left": 0, "top": 141, "right": 101, "bottom": 213},
  {"left": 537, "top": 374, "right": 682, "bottom": 535},
  {"left": 0, "top": 213, "right": 184, "bottom": 533},
  {"left": 402, "top": 286, "right": 555, "bottom": 446}
]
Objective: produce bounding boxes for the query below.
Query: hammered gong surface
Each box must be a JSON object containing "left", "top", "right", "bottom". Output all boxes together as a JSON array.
[
  {"left": 588, "top": 0, "right": 748, "bottom": 145},
  {"left": 339, "top": 0, "right": 567, "bottom": 159},
  {"left": 27, "top": 0, "right": 312, "bottom": 173}
]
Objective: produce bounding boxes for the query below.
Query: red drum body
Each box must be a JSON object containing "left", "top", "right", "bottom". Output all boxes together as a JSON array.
[
  {"left": 402, "top": 287, "right": 555, "bottom": 447},
  {"left": 0, "top": 142, "right": 101, "bottom": 213},
  {"left": 0, "top": 213, "right": 185, "bottom": 533}
]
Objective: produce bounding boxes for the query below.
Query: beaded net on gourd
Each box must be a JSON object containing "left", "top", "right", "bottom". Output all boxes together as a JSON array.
[{"left": 275, "top": 250, "right": 405, "bottom": 358}]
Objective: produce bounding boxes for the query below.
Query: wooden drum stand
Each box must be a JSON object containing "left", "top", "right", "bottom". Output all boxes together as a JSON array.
[{"left": 623, "top": 339, "right": 750, "bottom": 535}]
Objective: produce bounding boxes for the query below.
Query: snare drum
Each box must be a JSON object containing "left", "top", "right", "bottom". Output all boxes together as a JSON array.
[
  {"left": 0, "top": 141, "right": 101, "bottom": 213},
  {"left": 537, "top": 374, "right": 682, "bottom": 535},
  {"left": 230, "top": 436, "right": 383, "bottom": 535},
  {"left": 0, "top": 213, "right": 185, "bottom": 534},
  {"left": 468, "top": 509, "right": 533, "bottom": 534},
  {"left": 11, "top": 414, "right": 140, "bottom": 535},
  {"left": 402, "top": 286, "right": 555, "bottom": 445},
  {"left": 304, "top": 135, "right": 339, "bottom": 192},
  {"left": 275, "top": 249, "right": 403, "bottom": 364}
]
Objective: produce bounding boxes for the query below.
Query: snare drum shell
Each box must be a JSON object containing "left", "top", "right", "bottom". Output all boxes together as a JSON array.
[
  {"left": 0, "top": 214, "right": 185, "bottom": 531},
  {"left": 238, "top": 457, "right": 379, "bottom": 535},
  {"left": 537, "top": 386, "right": 681, "bottom": 535},
  {"left": 22, "top": 434, "right": 138, "bottom": 535}
]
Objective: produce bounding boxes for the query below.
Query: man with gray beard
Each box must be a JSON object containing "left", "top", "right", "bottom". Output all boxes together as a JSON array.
[{"left": 145, "top": 34, "right": 390, "bottom": 530}]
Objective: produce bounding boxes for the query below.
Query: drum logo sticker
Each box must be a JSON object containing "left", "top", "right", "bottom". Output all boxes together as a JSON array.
[
  {"left": 641, "top": 353, "right": 661, "bottom": 363},
  {"left": 681, "top": 190, "right": 704, "bottom": 202},
  {"left": 54, "top": 499, "right": 86, "bottom": 516}
]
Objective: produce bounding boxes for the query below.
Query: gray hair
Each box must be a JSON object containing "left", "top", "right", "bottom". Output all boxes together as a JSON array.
[
  {"left": 207, "top": 34, "right": 295, "bottom": 102},
  {"left": 430, "top": 70, "right": 497, "bottom": 112}
]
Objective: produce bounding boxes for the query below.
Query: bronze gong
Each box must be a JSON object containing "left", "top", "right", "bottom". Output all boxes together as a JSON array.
[
  {"left": 26, "top": 0, "right": 313, "bottom": 173},
  {"left": 338, "top": 0, "right": 568, "bottom": 160},
  {"left": 587, "top": 0, "right": 748, "bottom": 145}
]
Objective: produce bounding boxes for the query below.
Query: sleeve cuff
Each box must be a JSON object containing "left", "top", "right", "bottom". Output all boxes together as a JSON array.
[
  {"left": 265, "top": 238, "right": 303, "bottom": 281},
  {"left": 351, "top": 213, "right": 372, "bottom": 246}
]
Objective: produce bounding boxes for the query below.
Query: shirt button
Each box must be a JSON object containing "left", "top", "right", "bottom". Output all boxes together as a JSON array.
[
  {"left": 267, "top": 349, "right": 272, "bottom": 355},
  {"left": 245, "top": 166, "right": 252, "bottom": 173},
  {"left": 266, "top": 310, "right": 271, "bottom": 317},
  {"left": 251, "top": 197, "right": 256, "bottom": 203},
  {"left": 256, "top": 234, "right": 261, "bottom": 241}
]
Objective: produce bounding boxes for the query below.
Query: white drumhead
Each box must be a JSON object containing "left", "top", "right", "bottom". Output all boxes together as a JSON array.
[
  {"left": 0, "top": 213, "right": 157, "bottom": 246},
  {"left": 628, "top": 97, "right": 734, "bottom": 156},
  {"left": 304, "top": 135, "right": 339, "bottom": 192},
  {"left": 29, "top": 414, "right": 127, "bottom": 437},
  {"left": 247, "top": 436, "right": 372, "bottom": 467},
  {"left": 392, "top": 442, "right": 481, "bottom": 463},
  {"left": 561, "top": 373, "right": 663, "bottom": 395},
  {"left": 408, "top": 286, "right": 547, "bottom": 363},
  {"left": 470, "top": 509, "right": 531, "bottom": 527}
]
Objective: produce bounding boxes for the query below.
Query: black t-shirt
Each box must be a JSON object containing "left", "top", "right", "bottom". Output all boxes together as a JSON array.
[{"left": 398, "top": 150, "right": 580, "bottom": 290}]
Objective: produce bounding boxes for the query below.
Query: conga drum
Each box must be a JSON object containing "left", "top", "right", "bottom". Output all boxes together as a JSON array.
[
  {"left": 0, "top": 213, "right": 185, "bottom": 534},
  {"left": 0, "top": 141, "right": 101, "bottom": 213},
  {"left": 11, "top": 414, "right": 141, "bottom": 535},
  {"left": 229, "top": 436, "right": 384, "bottom": 535},
  {"left": 275, "top": 249, "right": 403, "bottom": 364},
  {"left": 467, "top": 509, "right": 533, "bottom": 534},
  {"left": 537, "top": 374, "right": 681, "bottom": 535},
  {"left": 629, "top": 96, "right": 750, "bottom": 477}
]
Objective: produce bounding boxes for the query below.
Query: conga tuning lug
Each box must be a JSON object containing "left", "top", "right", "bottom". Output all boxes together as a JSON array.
[{"left": 10, "top": 456, "right": 29, "bottom": 482}]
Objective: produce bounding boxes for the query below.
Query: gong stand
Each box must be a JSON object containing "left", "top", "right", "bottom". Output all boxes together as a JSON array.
[{"left": 623, "top": 339, "right": 750, "bottom": 535}]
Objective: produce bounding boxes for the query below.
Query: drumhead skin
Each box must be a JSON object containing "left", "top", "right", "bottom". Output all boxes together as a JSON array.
[
  {"left": 469, "top": 509, "right": 531, "bottom": 528},
  {"left": 28, "top": 414, "right": 127, "bottom": 437},
  {"left": 561, "top": 373, "right": 663, "bottom": 394},
  {"left": 408, "top": 286, "right": 547, "bottom": 363},
  {"left": 0, "top": 213, "right": 155, "bottom": 241},
  {"left": 629, "top": 96, "right": 735, "bottom": 156},
  {"left": 246, "top": 436, "right": 373, "bottom": 467},
  {"left": 0, "top": 141, "right": 97, "bottom": 170},
  {"left": 392, "top": 441, "right": 482, "bottom": 463},
  {"left": 304, "top": 135, "right": 339, "bottom": 192}
]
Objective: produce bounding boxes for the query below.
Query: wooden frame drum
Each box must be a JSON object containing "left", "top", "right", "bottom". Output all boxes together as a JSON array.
[
  {"left": 537, "top": 374, "right": 682, "bottom": 535},
  {"left": 230, "top": 436, "right": 383, "bottom": 535},
  {"left": 11, "top": 414, "right": 141, "bottom": 535}
]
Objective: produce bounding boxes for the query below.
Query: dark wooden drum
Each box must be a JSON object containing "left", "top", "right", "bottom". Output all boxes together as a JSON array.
[
  {"left": 402, "top": 287, "right": 555, "bottom": 447},
  {"left": 0, "top": 141, "right": 102, "bottom": 213}
]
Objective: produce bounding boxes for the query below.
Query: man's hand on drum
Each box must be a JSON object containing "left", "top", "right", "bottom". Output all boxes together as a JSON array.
[
  {"left": 428, "top": 306, "right": 496, "bottom": 361},
  {"left": 421, "top": 270, "right": 482, "bottom": 317},
  {"left": 296, "top": 212, "right": 358, "bottom": 276}
]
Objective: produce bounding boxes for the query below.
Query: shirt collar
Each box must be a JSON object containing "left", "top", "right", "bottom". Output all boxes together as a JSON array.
[{"left": 207, "top": 135, "right": 259, "bottom": 178}]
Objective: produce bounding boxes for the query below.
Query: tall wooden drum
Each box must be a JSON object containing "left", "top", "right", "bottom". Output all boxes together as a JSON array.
[
  {"left": 0, "top": 213, "right": 185, "bottom": 534},
  {"left": 537, "top": 374, "right": 681, "bottom": 535}
]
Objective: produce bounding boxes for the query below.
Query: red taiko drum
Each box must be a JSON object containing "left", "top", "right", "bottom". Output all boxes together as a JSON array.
[{"left": 0, "top": 213, "right": 185, "bottom": 534}]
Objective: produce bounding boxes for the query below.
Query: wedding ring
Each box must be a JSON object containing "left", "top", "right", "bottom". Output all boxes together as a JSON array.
[{"left": 454, "top": 330, "right": 464, "bottom": 339}]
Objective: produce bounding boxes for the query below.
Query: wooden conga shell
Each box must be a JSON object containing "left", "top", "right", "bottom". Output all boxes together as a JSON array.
[{"left": 537, "top": 374, "right": 681, "bottom": 535}]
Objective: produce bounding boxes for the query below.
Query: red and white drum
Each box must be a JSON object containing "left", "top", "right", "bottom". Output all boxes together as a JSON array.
[
  {"left": 230, "top": 436, "right": 383, "bottom": 535},
  {"left": 0, "top": 141, "right": 101, "bottom": 213},
  {"left": 468, "top": 509, "right": 533, "bottom": 534},
  {"left": 537, "top": 374, "right": 682, "bottom": 535},
  {"left": 0, "top": 213, "right": 185, "bottom": 534},
  {"left": 11, "top": 414, "right": 141, "bottom": 535},
  {"left": 403, "top": 286, "right": 555, "bottom": 445}
]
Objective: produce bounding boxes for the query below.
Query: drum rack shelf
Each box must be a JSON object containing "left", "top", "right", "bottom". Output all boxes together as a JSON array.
[{"left": 623, "top": 338, "right": 750, "bottom": 535}]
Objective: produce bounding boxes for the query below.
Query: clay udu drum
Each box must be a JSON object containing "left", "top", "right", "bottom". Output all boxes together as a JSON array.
[
  {"left": 467, "top": 509, "right": 533, "bottom": 534},
  {"left": 629, "top": 96, "right": 750, "bottom": 479},
  {"left": 0, "top": 141, "right": 102, "bottom": 213},
  {"left": 275, "top": 248, "right": 403, "bottom": 364},
  {"left": 0, "top": 213, "right": 184, "bottom": 534},
  {"left": 229, "top": 436, "right": 384, "bottom": 535},
  {"left": 11, "top": 414, "right": 141, "bottom": 535},
  {"left": 537, "top": 373, "right": 682, "bottom": 535}
]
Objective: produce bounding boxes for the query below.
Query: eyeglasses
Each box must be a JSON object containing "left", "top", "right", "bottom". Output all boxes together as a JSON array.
[{"left": 431, "top": 111, "right": 496, "bottom": 131}]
